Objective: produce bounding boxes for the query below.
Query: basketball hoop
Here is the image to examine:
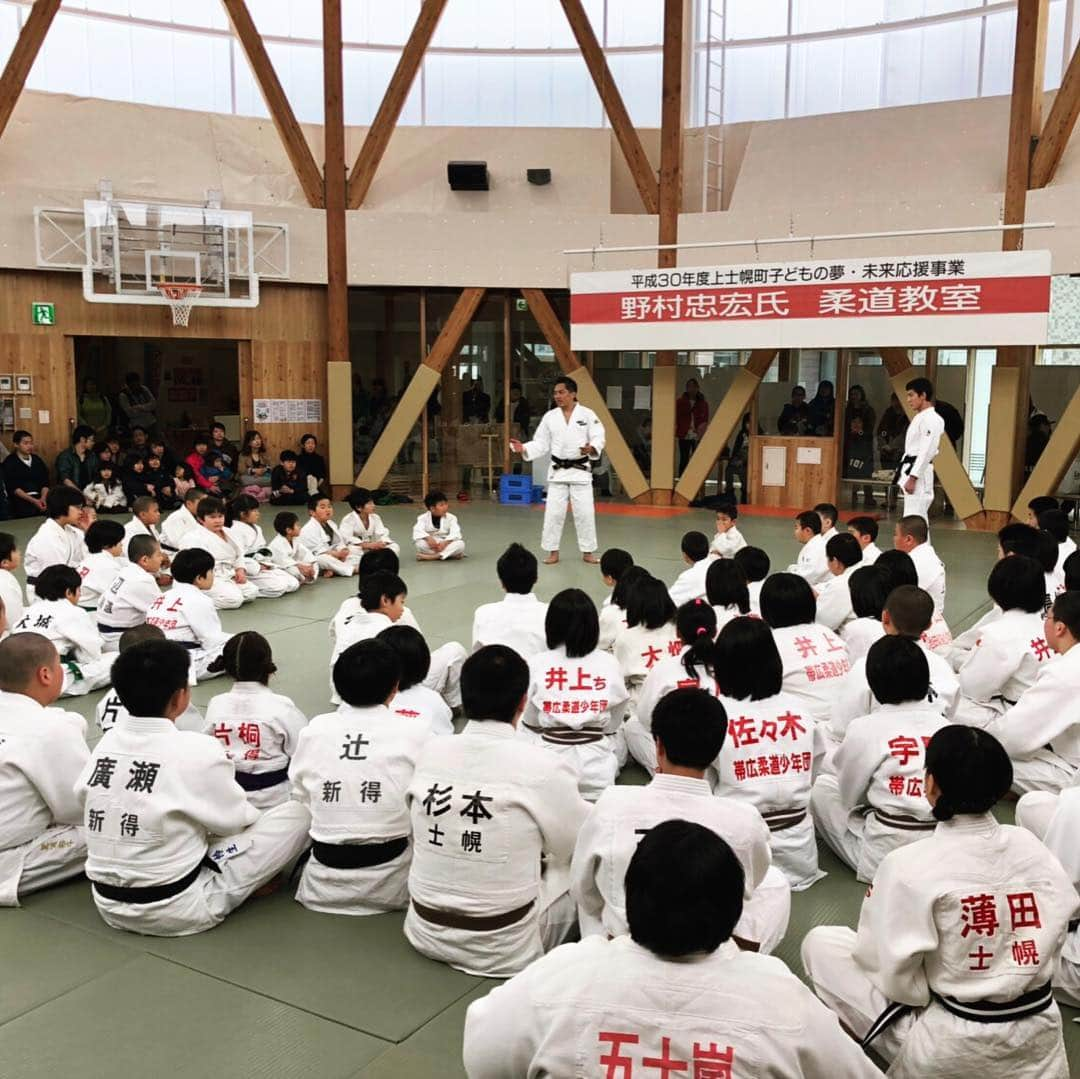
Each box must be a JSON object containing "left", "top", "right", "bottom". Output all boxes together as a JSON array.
[{"left": 156, "top": 282, "right": 203, "bottom": 327}]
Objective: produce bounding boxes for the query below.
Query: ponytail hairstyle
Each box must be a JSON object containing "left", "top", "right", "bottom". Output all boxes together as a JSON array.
[
  {"left": 705, "top": 558, "right": 750, "bottom": 614},
  {"left": 207, "top": 630, "right": 276, "bottom": 684},
  {"left": 227, "top": 492, "right": 260, "bottom": 527},
  {"left": 675, "top": 599, "right": 718, "bottom": 682},
  {"left": 924, "top": 725, "right": 1012, "bottom": 822}
]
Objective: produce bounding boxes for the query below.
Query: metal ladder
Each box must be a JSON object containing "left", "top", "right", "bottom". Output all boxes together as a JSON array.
[{"left": 701, "top": 0, "right": 726, "bottom": 213}]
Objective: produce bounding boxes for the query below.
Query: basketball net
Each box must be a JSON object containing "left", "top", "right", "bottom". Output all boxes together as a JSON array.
[{"left": 156, "top": 282, "right": 203, "bottom": 327}]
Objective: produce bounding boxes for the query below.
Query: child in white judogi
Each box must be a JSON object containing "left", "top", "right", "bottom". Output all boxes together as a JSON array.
[
  {"left": 83, "top": 463, "right": 127, "bottom": 512},
  {"left": 471, "top": 542, "right": 548, "bottom": 659},
  {"left": 0, "top": 633, "right": 89, "bottom": 906},
  {"left": 570, "top": 687, "right": 791, "bottom": 956},
  {"left": 268, "top": 511, "right": 317, "bottom": 586},
  {"left": 160, "top": 487, "right": 205, "bottom": 552},
  {"left": 840, "top": 565, "right": 887, "bottom": 663},
  {"left": 291, "top": 638, "right": 430, "bottom": 916},
  {"left": 613, "top": 575, "right": 680, "bottom": 720},
  {"left": 955, "top": 555, "right": 1055, "bottom": 727},
  {"left": 412, "top": 491, "right": 465, "bottom": 561},
  {"left": 761, "top": 572, "right": 850, "bottom": 723},
  {"left": 598, "top": 562, "right": 643, "bottom": 653},
  {"left": 226, "top": 494, "right": 299, "bottom": 599},
  {"left": 712, "top": 616, "right": 822, "bottom": 891},
  {"left": 814, "top": 533, "right": 863, "bottom": 632},
  {"left": 97, "top": 535, "right": 163, "bottom": 651},
  {"left": 122, "top": 496, "right": 170, "bottom": 573},
  {"left": 521, "top": 588, "right": 628, "bottom": 801},
  {"left": 1036, "top": 506, "right": 1075, "bottom": 579},
  {"left": 404, "top": 645, "right": 590, "bottom": 977},
  {"left": 300, "top": 494, "right": 361, "bottom": 576},
  {"left": 733, "top": 545, "right": 769, "bottom": 617},
  {"left": 76, "top": 639, "right": 311, "bottom": 937},
  {"left": 340, "top": 486, "right": 400, "bottom": 556},
  {"left": 787, "top": 510, "right": 830, "bottom": 587},
  {"left": 811, "top": 636, "right": 948, "bottom": 883},
  {"left": 987, "top": 591, "right": 1080, "bottom": 794},
  {"left": 23, "top": 488, "right": 86, "bottom": 603},
  {"left": 145, "top": 548, "right": 230, "bottom": 682},
  {"left": 179, "top": 496, "right": 257, "bottom": 609},
  {"left": 814, "top": 502, "right": 839, "bottom": 542},
  {"left": 0, "top": 532, "right": 25, "bottom": 630},
  {"left": 847, "top": 514, "right": 884, "bottom": 565},
  {"left": 804, "top": 725, "right": 1078, "bottom": 1079},
  {"left": 708, "top": 500, "right": 747, "bottom": 558},
  {"left": 76, "top": 519, "right": 125, "bottom": 611},
  {"left": 12, "top": 565, "right": 115, "bottom": 697},
  {"left": 378, "top": 625, "right": 454, "bottom": 736},
  {"left": 894, "top": 515, "right": 952, "bottom": 651},
  {"left": 202, "top": 632, "right": 307, "bottom": 810},
  {"left": 469, "top": 820, "right": 878, "bottom": 1079},
  {"left": 668, "top": 530, "right": 711, "bottom": 607}
]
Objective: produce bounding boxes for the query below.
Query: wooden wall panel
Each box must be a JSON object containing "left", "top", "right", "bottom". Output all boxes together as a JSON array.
[{"left": 748, "top": 436, "right": 838, "bottom": 509}]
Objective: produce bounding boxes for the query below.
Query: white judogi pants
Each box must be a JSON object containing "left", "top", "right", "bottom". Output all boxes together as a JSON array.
[
  {"left": 902, "top": 491, "right": 933, "bottom": 522},
  {"left": 317, "top": 552, "right": 361, "bottom": 577},
  {"left": 414, "top": 540, "right": 465, "bottom": 560},
  {"left": 1010, "top": 751, "right": 1076, "bottom": 795},
  {"left": 61, "top": 655, "right": 117, "bottom": 697},
  {"left": 542, "top": 482, "right": 597, "bottom": 553},
  {"left": 247, "top": 565, "right": 300, "bottom": 599},
  {"left": 425, "top": 641, "right": 467, "bottom": 709},
  {"left": 208, "top": 576, "right": 258, "bottom": 610},
  {"left": 0, "top": 825, "right": 87, "bottom": 906}
]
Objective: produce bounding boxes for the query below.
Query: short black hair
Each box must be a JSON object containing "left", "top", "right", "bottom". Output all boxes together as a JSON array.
[
  {"left": 795, "top": 510, "right": 821, "bottom": 534},
  {"left": 347, "top": 487, "right": 374, "bottom": 509},
  {"left": 71, "top": 424, "right": 95, "bottom": 443},
  {"left": 376, "top": 624, "right": 430, "bottom": 691},
  {"left": 715, "top": 500, "right": 738, "bottom": 520},
  {"left": 34, "top": 564, "right": 81, "bottom": 601},
  {"left": 424, "top": 490, "right": 448, "bottom": 510},
  {"left": 866, "top": 635, "right": 928, "bottom": 704},
  {"left": 46, "top": 487, "right": 86, "bottom": 519},
  {"left": 1065, "top": 549, "right": 1080, "bottom": 592},
  {"left": 218, "top": 631, "right": 276, "bottom": 684},
  {"left": 554, "top": 375, "right": 577, "bottom": 395},
  {"left": 0, "top": 532, "right": 16, "bottom": 562},
  {"left": 906, "top": 376, "right": 934, "bottom": 399},
  {"left": 171, "top": 547, "right": 214, "bottom": 584},
  {"left": 211, "top": 422, "right": 226, "bottom": 434},
  {"left": 131, "top": 495, "right": 157, "bottom": 517},
  {"left": 228, "top": 492, "right": 260, "bottom": 524},
  {"left": 1038, "top": 508, "right": 1070, "bottom": 544},
  {"left": 626, "top": 820, "right": 744, "bottom": 959},
  {"left": 884, "top": 584, "right": 933, "bottom": 637},
  {"left": 875, "top": 549, "right": 918, "bottom": 594},
  {"left": 1028, "top": 495, "right": 1059, "bottom": 516},
  {"left": 849, "top": 565, "right": 888, "bottom": 620},
  {"left": 680, "top": 530, "right": 710, "bottom": 563},
  {"left": 988, "top": 554, "right": 1045, "bottom": 614},
  {"left": 332, "top": 638, "right": 401, "bottom": 706},
  {"left": 496, "top": 542, "right": 538, "bottom": 594},
  {"left": 675, "top": 599, "right": 718, "bottom": 682},
  {"left": 86, "top": 518, "right": 125, "bottom": 554},
  {"left": 461, "top": 644, "right": 529, "bottom": 723},
  {"left": 705, "top": 558, "right": 749, "bottom": 613},
  {"left": 925, "top": 725, "right": 1012, "bottom": 822},
  {"left": 196, "top": 496, "right": 226, "bottom": 520},
  {"left": 1034, "top": 529, "right": 1060, "bottom": 575},
  {"left": 624, "top": 575, "right": 676, "bottom": 631},
  {"left": 111, "top": 640, "right": 191, "bottom": 717},
  {"left": 651, "top": 687, "right": 727, "bottom": 768},
  {"left": 118, "top": 624, "right": 165, "bottom": 650},
  {"left": 359, "top": 571, "right": 407, "bottom": 612},
  {"left": 545, "top": 588, "right": 599, "bottom": 657},
  {"left": 358, "top": 547, "right": 400, "bottom": 578},
  {"left": 760, "top": 572, "right": 816, "bottom": 628},
  {"left": 611, "top": 565, "right": 651, "bottom": 611},
  {"left": 127, "top": 534, "right": 160, "bottom": 564},
  {"left": 600, "top": 548, "right": 633, "bottom": 581},
  {"left": 826, "top": 533, "right": 862, "bottom": 569},
  {"left": 732, "top": 546, "right": 769, "bottom": 583},
  {"left": 279, "top": 449, "right": 298, "bottom": 463},
  {"left": 847, "top": 515, "right": 878, "bottom": 542},
  {"left": 307, "top": 493, "right": 331, "bottom": 512},
  {"left": 273, "top": 511, "right": 299, "bottom": 536},
  {"left": 897, "top": 515, "right": 928, "bottom": 545},
  {"left": 998, "top": 522, "right": 1040, "bottom": 559},
  {"left": 715, "top": 616, "right": 783, "bottom": 700},
  {"left": 1051, "top": 590, "right": 1080, "bottom": 638},
  {"left": 0, "top": 632, "right": 56, "bottom": 691},
  {"left": 183, "top": 486, "right": 205, "bottom": 506},
  {"left": 813, "top": 502, "right": 838, "bottom": 527}
]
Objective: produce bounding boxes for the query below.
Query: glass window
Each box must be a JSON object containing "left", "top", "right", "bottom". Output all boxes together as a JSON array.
[
  {"left": 723, "top": 43, "right": 787, "bottom": 122},
  {"left": 789, "top": 34, "right": 883, "bottom": 117},
  {"left": 725, "top": 0, "right": 789, "bottom": 41},
  {"left": 608, "top": 52, "right": 663, "bottom": 129},
  {"left": 606, "top": 0, "right": 663, "bottom": 47}
]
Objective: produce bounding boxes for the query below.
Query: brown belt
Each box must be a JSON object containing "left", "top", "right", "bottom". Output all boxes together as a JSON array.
[
  {"left": 873, "top": 808, "right": 937, "bottom": 832},
  {"left": 762, "top": 808, "right": 808, "bottom": 832},
  {"left": 411, "top": 897, "right": 534, "bottom": 932},
  {"left": 523, "top": 721, "right": 605, "bottom": 746}
]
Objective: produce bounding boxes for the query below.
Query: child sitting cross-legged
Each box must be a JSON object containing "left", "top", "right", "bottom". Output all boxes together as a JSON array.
[
  {"left": 268, "top": 511, "right": 318, "bottom": 586},
  {"left": 412, "top": 490, "right": 465, "bottom": 562}
]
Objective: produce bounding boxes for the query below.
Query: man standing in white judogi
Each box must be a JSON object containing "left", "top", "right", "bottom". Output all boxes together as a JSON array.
[
  {"left": 897, "top": 376, "right": 945, "bottom": 522},
  {"left": 510, "top": 376, "right": 604, "bottom": 566}
]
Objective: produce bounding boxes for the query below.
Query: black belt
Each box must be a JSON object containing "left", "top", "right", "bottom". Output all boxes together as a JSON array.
[
  {"left": 412, "top": 897, "right": 534, "bottom": 932},
  {"left": 551, "top": 455, "right": 591, "bottom": 472},
  {"left": 90, "top": 854, "right": 220, "bottom": 904},
  {"left": 872, "top": 808, "right": 937, "bottom": 832},
  {"left": 311, "top": 836, "right": 408, "bottom": 870},
  {"left": 25, "top": 575, "right": 38, "bottom": 585},
  {"left": 992, "top": 694, "right": 1018, "bottom": 707},
  {"left": 98, "top": 622, "right": 127, "bottom": 634},
  {"left": 523, "top": 721, "right": 605, "bottom": 745},
  {"left": 235, "top": 766, "right": 289, "bottom": 792},
  {"left": 762, "top": 808, "right": 808, "bottom": 832}
]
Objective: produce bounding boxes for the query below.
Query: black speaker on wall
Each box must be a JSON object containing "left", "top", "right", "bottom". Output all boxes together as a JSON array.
[
  {"left": 447, "top": 161, "right": 489, "bottom": 191},
  {"left": 527, "top": 168, "right": 551, "bottom": 185}
]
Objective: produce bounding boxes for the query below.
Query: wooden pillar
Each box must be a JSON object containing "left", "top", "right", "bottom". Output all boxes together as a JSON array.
[
  {"left": 420, "top": 290, "right": 429, "bottom": 497},
  {"left": 983, "top": 346, "right": 1034, "bottom": 515},
  {"left": 0, "top": 0, "right": 61, "bottom": 144},
  {"left": 1012, "top": 380, "right": 1080, "bottom": 516}
]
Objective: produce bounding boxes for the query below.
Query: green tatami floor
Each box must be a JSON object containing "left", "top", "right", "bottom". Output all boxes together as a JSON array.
[{"left": 3, "top": 499, "right": 1077, "bottom": 1077}]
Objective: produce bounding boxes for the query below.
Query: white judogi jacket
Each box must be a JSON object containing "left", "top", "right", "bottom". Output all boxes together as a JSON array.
[
  {"left": 98, "top": 562, "right": 160, "bottom": 632},
  {"left": 227, "top": 520, "right": 273, "bottom": 561},
  {"left": 520, "top": 404, "right": 605, "bottom": 486},
  {"left": 522, "top": 645, "right": 629, "bottom": 799},
  {"left": 899, "top": 404, "right": 945, "bottom": 498},
  {"left": 228, "top": 520, "right": 296, "bottom": 595},
  {"left": 1056, "top": 536, "right": 1077, "bottom": 578},
  {"left": 669, "top": 559, "right": 710, "bottom": 607},
  {"left": 392, "top": 684, "right": 454, "bottom": 737},
  {"left": 77, "top": 551, "right": 124, "bottom": 610},
  {"left": 709, "top": 524, "right": 747, "bottom": 558},
  {"left": 614, "top": 623, "right": 682, "bottom": 715},
  {"left": 0, "top": 691, "right": 88, "bottom": 905},
  {"left": 340, "top": 510, "right": 395, "bottom": 550},
  {"left": 815, "top": 565, "right": 858, "bottom": 632},
  {"left": 268, "top": 533, "right": 317, "bottom": 580},
  {"left": 851, "top": 813, "right": 1076, "bottom": 1079},
  {"left": 909, "top": 541, "right": 947, "bottom": 616},
  {"left": 946, "top": 605, "right": 1002, "bottom": 669},
  {"left": 860, "top": 541, "right": 883, "bottom": 565},
  {"left": 146, "top": 583, "right": 229, "bottom": 655},
  {"left": 789, "top": 533, "right": 830, "bottom": 587},
  {"left": 160, "top": 505, "right": 199, "bottom": 551},
  {"left": 411, "top": 511, "right": 463, "bottom": 548},
  {"left": 121, "top": 515, "right": 163, "bottom": 561},
  {"left": 0, "top": 567, "right": 24, "bottom": 630},
  {"left": 179, "top": 523, "right": 246, "bottom": 582},
  {"left": 463, "top": 935, "right": 881, "bottom": 1079},
  {"left": 597, "top": 602, "right": 626, "bottom": 653},
  {"left": 300, "top": 516, "right": 348, "bottom": 558},
  {"left": 471, "top": 592, "right": 548, "bottom": 660},
  {"left": 772, "top": 622, "right": 851, "bottom": 722},
  {"left": 841, "top": 616, "right": 885, "bottom": 664},
  {"left": 329, "top": 599, "right": 422, "bottom": 650},
  {"left": 13, "top": 599, "right": 104, "bottom": 664},
  {"left": 404, "top": 719, "right": 590, "bottom": 977},
  {"left": 84, "top": 481, "right": 126, "bottom": 511},
  {"left": 24, "top": 518, "right": 80, "bottom": 592},
  {"left": 634, "top": 650, "right": 720, "bottom": 739},
  {"left": 289, "top": 703, "right": 430, "bottom": 915},
  {"left": 203, "top": 683, "right": 308, "bottom": 808},
  {"left": 1032, "top": 787, "right": 1080, "bottom": 979},
  {"left": 96, "top": 691, "right": 202, "bottom": 735},
  {"left": 747, "top": 578, "right": 764, "bottom": 616}
]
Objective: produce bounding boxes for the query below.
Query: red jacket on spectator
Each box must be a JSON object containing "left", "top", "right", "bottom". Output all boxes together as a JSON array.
[{"left": 675, "top": 392, "right": 708, "bottom": 439}]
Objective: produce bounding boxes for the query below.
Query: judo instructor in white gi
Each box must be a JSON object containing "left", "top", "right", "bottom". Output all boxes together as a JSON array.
[{"left": 510, "top": 376, "right": 604, "bottom": 565}]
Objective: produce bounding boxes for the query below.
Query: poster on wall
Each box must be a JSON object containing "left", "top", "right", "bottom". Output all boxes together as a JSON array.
[
  {"left": 570, "top": 250, "right": 1051, "bottom": 351},
  {"left": 254, "top": 398, "right": 323, "bottom": 424}
]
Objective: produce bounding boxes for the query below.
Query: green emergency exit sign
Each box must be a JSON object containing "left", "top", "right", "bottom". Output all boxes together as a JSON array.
[
  {"left": 31, "top": 302, "right": 55, "bottom": 326},
  {"left": 515, "top": 298, "right": 528, "bottom": 312}
]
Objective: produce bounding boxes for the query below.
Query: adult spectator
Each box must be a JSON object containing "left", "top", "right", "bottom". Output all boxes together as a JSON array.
[
  {"left": 55, "top": 425, "right": 98, "bottom": 493},
  {"left": 2, "top": 431, "right": 49, "bottom": 518},
  {"left": 807, "top": 379, "right": 836, "bottom": 436},
  {"left": 722, "top": 413, "right": 753, "bottom": 503},
  {"left": 128, "top": 426, "right": 150, "bottom": 462},
  {"left": 238, "top": 431, "right": 272, "bottom": 498},
  {"left": 209, "top": 422, "right": 238, "bottom": 473},
  {"left": 843, "top": 385, "right": 876, "bottom": 508},
  {"left": 675, "top": 378, "right": 709, "bottom": 475},
  {"left": 777, "top": 385, "right": 809, "bottom": 435},
  {"left": 462, "top": 377, "right": 491, "bottom": 424},
  {"left": 498, "top": 381, "right": 532, "bottom": 439},
  {"left": 632, "top": 417, "right": 652, "bottom": 472},
  {"left": 76, "top": 377, "right": 112, "bottom": 441},
  {"left": 118, "top": 371, "right": 157, "bottom": 434},
  {"left": 297, "top": 434, "right": 328, "bottom": 496}
]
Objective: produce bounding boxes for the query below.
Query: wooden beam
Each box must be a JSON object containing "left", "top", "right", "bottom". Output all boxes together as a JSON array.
[
  {"left": 520, "top": 288, "right": 650, "bottom": 500},
  {"left": 1002, "top": 0, "right": 1049, "bottom": 251},
  {"left": 347, "top": 0, "right": 447, "bottom": 209},
  {"left": 1031, "top": 41, "right": 1080, "bottom": 187},
  {"left": 0, "top": 0, "right": 61, "bottom": 144},
  {"left": 558, "top": 0, "right": 659, "bottom": 214},
  {"left": 674, "top": 350, "right": 777, "bottom": 505},
  {"left": 1012, "top": 379, "right": 1080, "bottom": 517},
  {"left": 356, "top": 288, "right": 485, "bottom": 488},
  {"left": 503, "top": 293, "right": 512, "bottom": 476},
  {"left": 982, "top": 352, "right": 1033, "bottom": 512},
  {"left": 322, "top": 0, "right": 348, "bottom": 367},
  {"left": 223, "top": 0, "right": 324, "bottom": 209}
]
